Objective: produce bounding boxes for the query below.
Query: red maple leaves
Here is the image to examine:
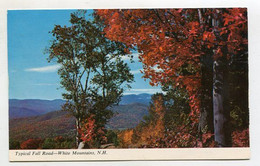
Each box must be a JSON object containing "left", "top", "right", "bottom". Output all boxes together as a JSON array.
[{"left": 96, "top": 8, "right": 248, "bottom": 147}]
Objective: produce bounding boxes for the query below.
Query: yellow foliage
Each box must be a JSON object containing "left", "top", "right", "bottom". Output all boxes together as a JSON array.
[
  {"left": 135, "top": 95, "right": 166, "bottom": 146},
  {"left": 118, "top": 94, "right": 167, "bottom": 148},
  {"left": 118, "top": 129, "right": 134, "bottom": 148}
]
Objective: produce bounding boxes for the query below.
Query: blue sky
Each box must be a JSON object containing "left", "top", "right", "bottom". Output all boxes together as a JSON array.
[{"left": 8, "top": 10, "right": 162, "bottom": 100}]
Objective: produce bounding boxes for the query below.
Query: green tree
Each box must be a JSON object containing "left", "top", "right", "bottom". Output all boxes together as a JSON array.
[
  {"left": 162, "top": 84, "right": 190, "bottom": 132},
  {"left": 42, "top": 138, "right": 55, "bottom": 149},
  {"left": 46, "top": 11, "right": 134, "bottom": 148}
]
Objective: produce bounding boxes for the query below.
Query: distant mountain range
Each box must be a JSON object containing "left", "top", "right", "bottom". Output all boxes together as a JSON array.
[
  {"left": 120, "top": 93, "right": 151, "bottom": 105},
  {"left": 9, "top": 102, "right": 149, "bottom": 141},
  {"left": 9, "top": 93, "right": 152, "bottom": 119},
  {"left": 9, "top": 94, "right": 151, "bottom": 141},
  {"left": 9, "top": 99, "right": 65, "bottom": 119}
]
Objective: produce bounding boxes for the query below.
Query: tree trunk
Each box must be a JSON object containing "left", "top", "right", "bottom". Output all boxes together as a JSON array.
[
  {"left": 197, "top": 9, "right": 214, "bottom": 137},
  {"left": 213, "top": 57, "right": 231, "bottom": 147},
  {"left": 76, "top": 118, "right": 81, "bottom": 148},
  {"left": 78, "top": 142, "right": 85, "bottom": 149},
  {"left": 199, "top": 54, "right": 214, "bottom": 135},
  {"left": 212, "top": 9, "right": 231, "bottom": 147}
]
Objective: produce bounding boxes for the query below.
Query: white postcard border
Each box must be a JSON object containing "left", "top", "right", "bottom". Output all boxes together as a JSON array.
[
  {"left": 1, "top": 0, "right": 258, "bottom": 164},
  {"left": 9, "top": 148, "right": 250, "bottom": 161}
]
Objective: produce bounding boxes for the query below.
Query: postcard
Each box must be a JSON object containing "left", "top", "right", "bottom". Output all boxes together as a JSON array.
[{"left": 8, "top": 8, "right": 250, "bottom": 161}]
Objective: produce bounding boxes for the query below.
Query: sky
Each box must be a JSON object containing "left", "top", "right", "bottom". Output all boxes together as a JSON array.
[{"left": 8, "top": 10, "right": 162, "bottom": 100}]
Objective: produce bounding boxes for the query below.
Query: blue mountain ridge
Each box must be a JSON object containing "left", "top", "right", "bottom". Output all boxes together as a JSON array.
[{"left": 9, "top": 93, "right": 152, "bottom": 119}]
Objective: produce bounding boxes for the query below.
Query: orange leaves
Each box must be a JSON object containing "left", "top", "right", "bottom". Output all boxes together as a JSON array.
[
  {"left": 159, "top": 46, "right": 163, "bottom": 52},
  {"left": 111, "top": 11, "right": 119, "bottom": 19},
  {"left": 97, "top": 9, "right": 248, "bottom": 148},
  {"left": 202, "top": 31, "right": 211, "bottom": 41},
  {"left": 118, "top": 94, "right": 167, "bottom": 148},
  {"left": 214, "top": 47, "right": 223, "bottom": 59},
  {"left": 97, "top": 8, "right": 247, "bottom": 78},
  {"left": 222, "top": 8, "right": 248, "bottom": 55},
  {"left": 20, "top": 138, "right": 42, "bottom": 149},
  {"left": 78, "top": 115, "right": 97, "bottom": 143},
  {"left": 223, "top": 8, "right": 247, "bottom": 26},
  {"left": 78, "top": 115, "right": 108, "bottom": 147},
  {"left": 149, "top": 81, "right": 155, "bottom": 86},
  {"left": 232, "top": 128, "right": 249, "bottom": 147},
  {"left": 188, "top": 21, "right": 200, "bottom": 35},
  {"left": 54, "top": 136, "right": 64, "bottom": 142},
  {"left": 202, "top": 31, "right": 216, "bottom": 49},
  {"left": 159, "top": 31, "right": 165, "bottom": 39},
  {"left": 118, "top": 129, "right": 134, "bottom": 147},
  {"left": 97, "top": 8, "right": 201, "bottom": 87},
  {"left": 177, "top": 9, "right": 183, "bottom": 13},
  {"left": 223, "top": 16, "right": 234, "bottom": 26},
  {"left": 202, "top": 133, "right": 214, "bottom": 144},
  {"left": 166, "top": 125, "right": 199, "bottom": 148}
]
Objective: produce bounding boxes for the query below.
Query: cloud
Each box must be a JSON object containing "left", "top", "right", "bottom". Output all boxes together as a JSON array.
[
  {"left": 131, "top": 69, "right": 142, "bottom": 74},
  {"left": 124, "top": 88, "right": 164, "bottom": 95},
  {"left": 25, "top": 64, "right": 61, "bottom": 73}
]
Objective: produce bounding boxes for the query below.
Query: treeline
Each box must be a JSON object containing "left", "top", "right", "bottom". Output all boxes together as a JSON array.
[
  {"left": 10, "top": 130, "right": 120, "bottom": 149},
  {"left": 9, "top": 136, "right": 75, "bottom": 149}
]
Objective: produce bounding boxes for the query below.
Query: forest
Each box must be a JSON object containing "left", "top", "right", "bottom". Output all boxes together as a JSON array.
[{"left": 10, "top": 8, "right": 249, "bottom": 149}]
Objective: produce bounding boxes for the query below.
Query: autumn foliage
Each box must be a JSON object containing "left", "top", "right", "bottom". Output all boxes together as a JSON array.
[
  {"left": 134, "top": 94, "right": 166, "bottom": 147},
  {"left": 96, "top": 8, "right": 248, "bottom": 147},
  {"left": 96, "top": 8, "right": 247, "bottom": 116},
  {"left": 78, "top": 115, "right": 107, "bottom": 148},
  {"left": 11, "top": 136, "right": 75, "bottom": 149},
  {"left": 118, "top": 129, "right": 134, "bottom": 148},
  {"left": 232, "top": 129, "right": 249, "bottom": 147},
  {"left": 20, "top": 138, "right": 43, "bottom": 149},
  {"left": 118, "top": 93, "right": 215, "bottom": 148},
  {"left": 10, "top": 9, "right": 249, "bottom": 149}
]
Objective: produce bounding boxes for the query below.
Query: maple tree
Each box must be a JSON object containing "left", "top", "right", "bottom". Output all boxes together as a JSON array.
[{"left": 96, "top": 8, "right": 248, "bottom": 147}]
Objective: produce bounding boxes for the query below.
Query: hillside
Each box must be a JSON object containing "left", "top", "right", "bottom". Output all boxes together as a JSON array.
[
  {"left": 107, "top": 103, "right": 148, "bottom": 129},
  {"left": 9, "top": 103, "right": 148, "bottom": 142}
]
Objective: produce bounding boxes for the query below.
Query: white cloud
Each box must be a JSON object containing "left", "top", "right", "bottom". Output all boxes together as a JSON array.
[
  {"left": 25, "top": 64, "right": 61, "bottom": 73},
  {"left": 124, "top": 88, "right": 164, "bottom": 95},
  {"left": 131, "top": 69, "right": 142, "bottom": 74}
]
